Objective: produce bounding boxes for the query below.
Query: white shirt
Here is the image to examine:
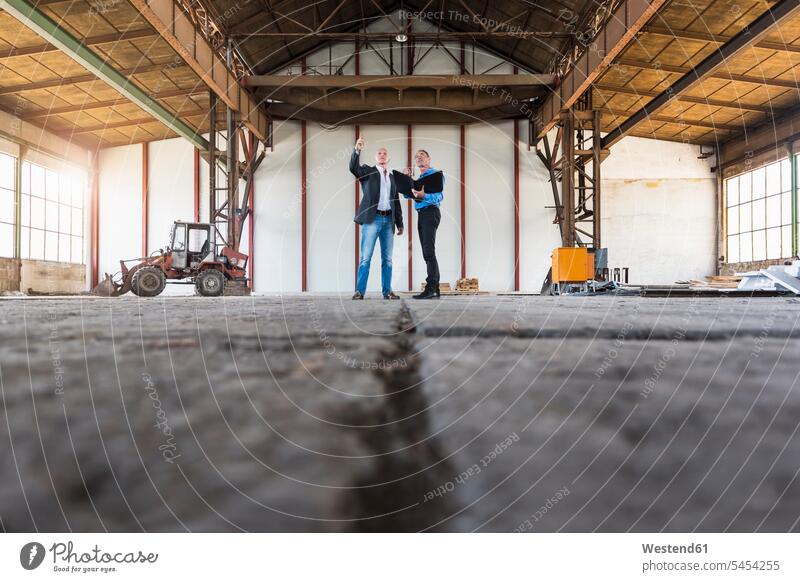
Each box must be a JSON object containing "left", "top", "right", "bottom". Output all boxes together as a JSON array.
[{"left": 377, "top": 165, "right": 391, "bottom": 211}]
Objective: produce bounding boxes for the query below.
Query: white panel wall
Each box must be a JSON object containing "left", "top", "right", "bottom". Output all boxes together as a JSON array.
[
  {"left": 519, "top": 132, "right": 563, "bottom": 291},
  {"left": 601, "top": 137, "right": 717, "bottom": 285},
  {"left": 253, "top": 120, "right": 303, "bottom": 292},
  {"left": 146, "top": 138, "right": 196, "bottom": 294},
  {"left": 465, "top": 121, "right": 515, "bottom": 291},
  {"left": 306, "top": 124, "right": 356, "bottom": 292},
  {"left": 98, "top": 144, "right": 142, "bottom": 279},
  {"left": 147, "top": 138, "right": 195, "bottom": 251}
]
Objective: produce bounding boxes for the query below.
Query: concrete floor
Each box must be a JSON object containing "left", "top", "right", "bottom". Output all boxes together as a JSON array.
[{"left": 1, "top": 293, "right": 799, "bottom": 532}]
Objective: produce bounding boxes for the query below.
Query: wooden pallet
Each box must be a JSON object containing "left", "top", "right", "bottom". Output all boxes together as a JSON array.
[{"left": 456, "top": 277, "right": 479, "bottom": 292}]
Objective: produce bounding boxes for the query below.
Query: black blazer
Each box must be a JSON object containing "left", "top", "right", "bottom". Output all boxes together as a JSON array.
[{"left": 349, "top": 150, "right": 404, "bottom": 229}]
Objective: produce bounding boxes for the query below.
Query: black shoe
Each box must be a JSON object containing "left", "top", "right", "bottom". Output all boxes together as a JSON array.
[
  {"left": 412, "top": 287, "right": 440, "bottom": 300},
  {"left": 383, "top": 291, "right": 400, "bottom": 300},
  {"left": 352, "top": 291, "right": 364, "bottom": 300}
]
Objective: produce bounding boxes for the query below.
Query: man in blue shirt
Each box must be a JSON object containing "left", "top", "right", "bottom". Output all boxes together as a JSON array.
[{"left": 409, "top": 149, "right": 443, "bottom": 299}]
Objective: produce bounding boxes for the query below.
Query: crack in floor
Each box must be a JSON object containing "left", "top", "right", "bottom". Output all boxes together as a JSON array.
[{"left": 341, "top": 302, "right": 460, "bottom": 532}]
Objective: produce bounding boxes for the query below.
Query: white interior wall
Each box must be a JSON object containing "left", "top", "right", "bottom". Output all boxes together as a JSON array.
[
  {"left": 519, "top": 132, "right": 563, "bottom": 291},
  {"left": 253, "top": 120, "right": 303, "bottom": 292},
  {"left": 147, "top": 138, "right": 195, "bottom": 251},
  {"left": 98, "top": 144, "right": 142, "bottom": 280},
  {"left": 306, "top": 124, "right": 357, "bottom": 292},
  {"left": 465, "top": 121, "right": 515, "bottom": 291},
  {"left": 601, "top": 137, "right": 717, "bottom": 284}
]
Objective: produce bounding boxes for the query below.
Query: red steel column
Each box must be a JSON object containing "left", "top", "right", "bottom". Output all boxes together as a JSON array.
[
  {"left": 513, "top": 66, "right": 521, "bottom": 292},
  {"left": 141, "top": 142, "right": 148, "bottom": 256},
  {"left": 90, "top": 151, "right": 99, "bottom": 288},
  {"left": 248, "top": 132, "right": 256, "bottom": 290},
  {"left": 407, "top": 124, "right": 413, "bottom": 292},
  {"left": 460, "top": 40, "right": 467, "bottom": 280},
  {"left": 301, "top": 120, "right": 307, "bottom": 292},
  {"left": 193, "top": 147, "right": 200, "bottom": 222},
  {"left": 460, "top": 125, "right": 466, "bottom": 279},
  {"left": 513, "top": 119, "right": 520, "bottom": 291},
  {"left": 300, "top": 58, "right": 308, "bottom": 292}
]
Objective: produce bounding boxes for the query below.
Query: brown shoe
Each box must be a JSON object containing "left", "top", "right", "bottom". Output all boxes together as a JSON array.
[
  {"left": 352, "top": 291, "right": 364, "bottom": 300},
  {"left": 383, "top": 291, "right": 400, "bottom": 300}
]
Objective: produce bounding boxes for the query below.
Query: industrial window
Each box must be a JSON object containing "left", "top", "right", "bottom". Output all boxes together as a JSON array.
[
  {"left": 19, "top": 160, "right": 86, "bottom": 264},
  {"left": 726, "top": 158, "right": 793, "bottom": 264},
  {"left": 0, "top": 152, "right": 14, "bottom": 258}
]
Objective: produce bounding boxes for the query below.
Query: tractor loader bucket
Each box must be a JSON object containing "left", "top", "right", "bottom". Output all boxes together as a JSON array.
[{"left": 91, "top": 273, "right": 124, "bottom": 297}]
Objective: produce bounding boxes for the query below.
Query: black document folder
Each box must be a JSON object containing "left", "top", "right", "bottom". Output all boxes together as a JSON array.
[{"left": 392, "top": 170, "right": 444, "bottom": 198}]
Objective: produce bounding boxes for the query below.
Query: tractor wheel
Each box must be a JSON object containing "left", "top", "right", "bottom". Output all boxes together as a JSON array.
[
  {"left": 196, "top": 269, "right": 225, "bottom": 297},
  {"left": 131, "top": 266, "right": 166, "bottom": 297}
]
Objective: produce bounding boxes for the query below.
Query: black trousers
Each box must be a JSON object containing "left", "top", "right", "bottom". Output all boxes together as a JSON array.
[{"left": 417, "top": 206, "right": 441, "bottom": 290}]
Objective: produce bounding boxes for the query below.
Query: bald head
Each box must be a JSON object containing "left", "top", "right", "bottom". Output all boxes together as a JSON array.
[{"left": 375, "top": 147, "right": 390, "bottom": 167}]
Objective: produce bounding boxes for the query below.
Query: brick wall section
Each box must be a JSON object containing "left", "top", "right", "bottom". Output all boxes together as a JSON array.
[
  {"left": 20, "top": 261, "right": 86, "bottom": 294},
  {"left": 0, "top": 259, "right": 85, "bottom": 294},
  {"left": 720, "top": 258, "right": 794, "bottom": 275},
  {"left": 0, "top": 258, "right": 21, "bottom": 292}
]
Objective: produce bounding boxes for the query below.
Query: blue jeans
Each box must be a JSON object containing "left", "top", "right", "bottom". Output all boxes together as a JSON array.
[{"left": 356, "top": 214, "right": 394, "bottom": 296}]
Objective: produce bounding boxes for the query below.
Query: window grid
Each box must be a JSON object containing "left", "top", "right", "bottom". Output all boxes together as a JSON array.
[
  {"left": 19, "top": 160, "right": 86, "bottom": 264},
  {"left": 725, "top": 157, "right": 794, "bottom": 264}
]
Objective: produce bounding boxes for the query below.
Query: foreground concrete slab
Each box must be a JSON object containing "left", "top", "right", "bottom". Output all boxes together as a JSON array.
[{"left": 0, "top": 294, "right": 798, "bottom": 531}]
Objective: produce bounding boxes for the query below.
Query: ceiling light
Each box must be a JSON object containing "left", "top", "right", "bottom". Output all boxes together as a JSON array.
[{"left": 396, "top": 33, "right": 408, "bottom": 43}]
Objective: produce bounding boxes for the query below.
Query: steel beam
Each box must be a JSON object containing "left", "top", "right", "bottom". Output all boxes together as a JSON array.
[
  {"left": 0, "top": 28, "right": 156, "bottom": 58},
  {"left": 593, "top": 83, "right": 775, "bottom": 114},
  {"left": 245, "top": 74, "right": 554, "bottom": 88},
  {"left": 232, "top": 31, "right": 572, "bottom": 39},
  {"left": 266, "top": 104, "right": 536, "bottom": 124},
  {"left": 641, "top": 24, "right": 800, "bottom": 55},
  {"left": 615, "top": 58, "right": 800, "bottom": 90},
  {"left": 602, "top": 0, "right": 800, "bottom": 148},
  {"left": 0, "top": 62, "right": 172, "bottom": 96},
  {"left": 129, "top": 0, "right": 269, "bottom": 141},
  {"left": 55, "top": 111, "right": 206, "bottom": 136},
  {"left": 537, "top": 0, "right": 668, "bottom": 138},
  {"left": 22, "top": 87, "right": 207, "bottom": 120},
  {"left": 0, "top": 0, "right": 210, "bottom": 150}
]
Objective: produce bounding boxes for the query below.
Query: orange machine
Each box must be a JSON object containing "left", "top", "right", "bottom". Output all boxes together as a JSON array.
[{"left": 552, "top": 247, "right": 594, "bottom": 283}]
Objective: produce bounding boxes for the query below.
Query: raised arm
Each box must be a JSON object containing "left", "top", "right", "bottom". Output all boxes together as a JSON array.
[{"left": 349, "top": 138, "right": 369, "bottom": 179}]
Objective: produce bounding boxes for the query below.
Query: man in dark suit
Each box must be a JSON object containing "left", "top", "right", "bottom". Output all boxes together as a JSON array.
[{"left": 349, "top": 137, "right": 404, "bottom": 300}]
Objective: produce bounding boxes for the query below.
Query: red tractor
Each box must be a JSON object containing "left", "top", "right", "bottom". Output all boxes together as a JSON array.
[{"left": 94, "top": 221, "right": 248, "bottom": 297}]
